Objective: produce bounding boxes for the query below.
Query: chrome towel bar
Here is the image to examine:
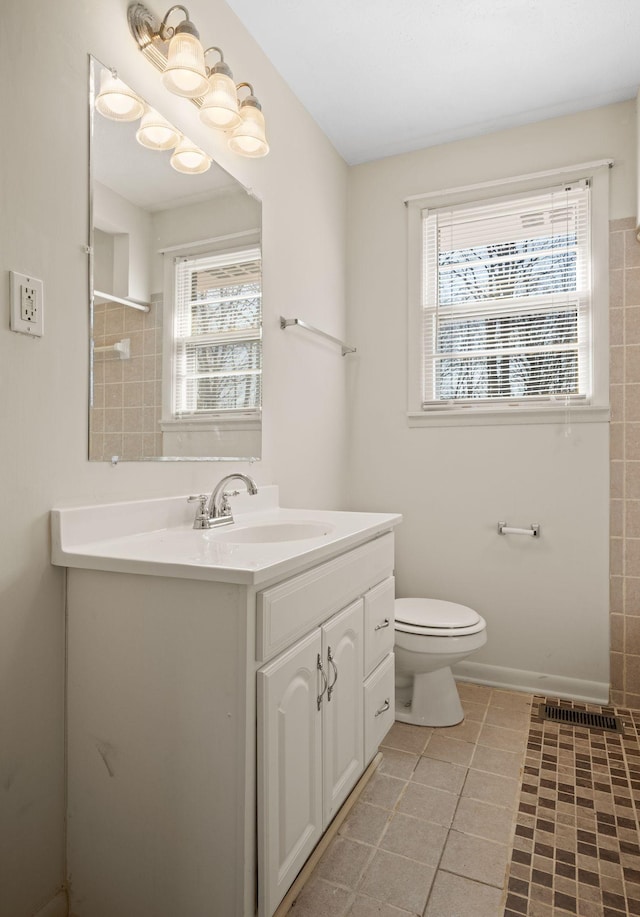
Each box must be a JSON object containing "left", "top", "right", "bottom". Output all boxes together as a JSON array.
[
  {"left": 497, "top": 522, "right": 540, "bottom": 537},
  {"left": 280, "top": 316, "right": 356, "bottom": 355}
]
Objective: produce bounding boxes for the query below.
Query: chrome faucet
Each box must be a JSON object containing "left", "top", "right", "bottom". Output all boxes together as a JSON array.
[{"left": 188, "top": 473, "right": 258, "bottom": 529}]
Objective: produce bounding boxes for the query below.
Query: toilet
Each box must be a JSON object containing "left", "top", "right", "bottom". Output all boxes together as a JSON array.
[{"left": 394, "top": 598, "right": 487, "bottom": 727}]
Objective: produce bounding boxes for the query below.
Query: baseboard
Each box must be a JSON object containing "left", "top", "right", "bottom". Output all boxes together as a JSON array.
[
  {"left": 32, "top": 890, "right": 67, "bottom": 917},
  {"left": 453, "top": 660, "right": 609, "bottom": 705}
]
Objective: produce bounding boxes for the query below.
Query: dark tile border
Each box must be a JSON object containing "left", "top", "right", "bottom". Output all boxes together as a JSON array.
[{"left": 503, "top": 697, "right": 640, "bottom": 916}]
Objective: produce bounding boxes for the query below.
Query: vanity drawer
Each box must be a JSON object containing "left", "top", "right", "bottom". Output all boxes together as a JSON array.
[
  {"left": 364, "top": 576, "right": 395, "bottom": 677},
  {"left": 256, "top": 533, "right": 394, "bottom": 662},
  {"left": 363, "top": 653, "right": 395, "bottom": 764}
]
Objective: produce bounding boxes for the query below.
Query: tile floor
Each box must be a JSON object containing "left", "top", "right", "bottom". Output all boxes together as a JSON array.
[
  {"left": 287, "top": 682, "right": 533, "bottom": 916},
  {"left": 505, "top": 696, "right": 640, "bottom": 917}
]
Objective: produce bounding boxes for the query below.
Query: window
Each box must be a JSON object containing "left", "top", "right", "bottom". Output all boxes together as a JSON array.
[
  {"left": 171, "top": 247, "right": 261, "bottom": 420},
  {"left": 407, "top": 164, "right": 610, "bottom": 425}
]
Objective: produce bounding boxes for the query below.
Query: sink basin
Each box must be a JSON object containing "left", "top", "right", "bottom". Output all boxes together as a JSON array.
[{"left": 212, "top": 521, "right": 334, "bottom": 543}]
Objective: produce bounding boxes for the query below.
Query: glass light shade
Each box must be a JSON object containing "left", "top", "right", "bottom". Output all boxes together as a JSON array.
[
  {"left": 136, "top": 107, "right": 181, "bottom": 150},
  {"left": 170, "top": 137, "right": 212, "bottom": 174},
  {"left": 162, "top": 30, "right": 209, "bottom": 99},
  {"left": 95, "top": 68, "right": 144, "bottom": 121},
  {"left": 228, "top": 103, "right": 269, "bottom": 158},
  {"left": 199, "top": 71, "right": 241, "bottom": 130}
]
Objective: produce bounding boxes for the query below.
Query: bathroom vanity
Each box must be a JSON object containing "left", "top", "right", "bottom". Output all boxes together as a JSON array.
[{"left": 52, "top": 487, "right": 400, "bottom": 917}]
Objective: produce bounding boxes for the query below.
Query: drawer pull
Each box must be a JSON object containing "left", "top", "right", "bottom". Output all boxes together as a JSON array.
[
  {"left": 374, "top": 618, "right": 391, "bottom": 631},
  {"left": 374, "top": 698, "right": 391, "bottom": 717}
]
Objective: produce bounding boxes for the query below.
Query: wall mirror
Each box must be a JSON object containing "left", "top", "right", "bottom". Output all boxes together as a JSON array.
[{"left": 88, "top": 56, "right": 262, "bottom": 462}]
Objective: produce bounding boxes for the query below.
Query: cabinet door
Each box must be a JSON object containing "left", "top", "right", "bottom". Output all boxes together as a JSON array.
[
  {"left": 257, "top": 629, "right": 323, "bottom": 917},
  {"left": 322, "top": 600, "right": 364, "bottom": 826}
]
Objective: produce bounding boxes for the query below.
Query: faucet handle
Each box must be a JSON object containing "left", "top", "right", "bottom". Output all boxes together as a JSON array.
[
  {"left": 218, "top": 492, "right": 234, "bottom": 517},
  {"left": 187, "top": 494, "right": 211, "bottom": 529}
]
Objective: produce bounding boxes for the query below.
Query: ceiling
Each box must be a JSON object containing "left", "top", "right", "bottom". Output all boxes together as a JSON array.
[{"left": 225, "top": 0, "right": 640, "bottom": 165}]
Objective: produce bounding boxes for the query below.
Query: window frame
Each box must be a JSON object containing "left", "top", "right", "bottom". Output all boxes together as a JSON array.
[{"left": 406, "top": 162, "right": 611, "bottom": 427}]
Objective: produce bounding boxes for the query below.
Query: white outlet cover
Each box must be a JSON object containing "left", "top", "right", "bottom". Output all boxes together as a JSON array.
[{"left": 10, "top": 271, "right": 44, "bottom": 336}]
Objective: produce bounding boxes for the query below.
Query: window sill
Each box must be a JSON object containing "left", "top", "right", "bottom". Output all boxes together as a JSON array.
[
  {"left": 160, "top": 414, "right": 261, "bottom": 434},
  {"left": 407, "top": 404, "right": 610, "bottom": 428}
]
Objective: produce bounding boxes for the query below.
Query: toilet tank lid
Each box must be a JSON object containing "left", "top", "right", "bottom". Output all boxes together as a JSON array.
[{"left": 395, "top": 597, "right": 481, "bottom": 629}]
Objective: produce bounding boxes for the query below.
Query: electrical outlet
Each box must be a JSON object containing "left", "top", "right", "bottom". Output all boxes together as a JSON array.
[
  {"left": 10, "top": 271, "right": 44, "bottom": 336},
  {"left": 21, "top": 284, "right": 38, "bottom": 322}
]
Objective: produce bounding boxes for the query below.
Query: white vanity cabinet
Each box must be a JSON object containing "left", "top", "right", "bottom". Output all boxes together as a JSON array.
[
  {"left": 256, "top": 541, "right": 395, "bottom": 917},
  {"left": 54, "top": 494, "right": 400, "bottom": 917}
]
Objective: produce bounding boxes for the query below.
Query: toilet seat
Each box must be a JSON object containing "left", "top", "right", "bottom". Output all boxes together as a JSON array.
[{"left": 395, "top": 598, "right": 486, "bottom": 637}]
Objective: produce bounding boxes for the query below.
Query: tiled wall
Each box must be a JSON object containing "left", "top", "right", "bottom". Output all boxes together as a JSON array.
[
  {"left": 90, "top": 293, "right": 163, "bottom": 461},
  {"left": 610, "top": 217, "right": 640, "bottom": 708}
]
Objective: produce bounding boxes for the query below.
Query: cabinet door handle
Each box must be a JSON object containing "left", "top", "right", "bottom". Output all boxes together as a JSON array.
[
  {"left": 374, "top": 698, "right": 391, "bottom": 717},
  {"left": 317, "top": 654, "right": 328, "bottom": 710},
  {"left": 327, "top": 647, "right": 338, "bottom": 701},
  {"left": 374, "top": 618, "right": 391, "bottom": 631}
]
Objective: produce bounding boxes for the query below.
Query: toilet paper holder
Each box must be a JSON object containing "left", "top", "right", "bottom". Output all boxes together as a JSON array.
[{"left": 497, "top": 522, "right": 540, "bottom": 537}]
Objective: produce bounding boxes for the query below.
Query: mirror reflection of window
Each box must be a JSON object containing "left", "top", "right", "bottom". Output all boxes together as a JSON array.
[{"left": 172, "top": 248, "right": 262, "bottom": 418}]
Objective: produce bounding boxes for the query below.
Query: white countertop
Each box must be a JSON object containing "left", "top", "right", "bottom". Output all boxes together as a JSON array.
[{"left": 51, "top": 486, "right": 402, "bottom": 586}]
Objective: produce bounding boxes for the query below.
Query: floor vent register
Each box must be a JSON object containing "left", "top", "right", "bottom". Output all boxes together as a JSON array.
[{"left": 537, "top": 703, "right": 625, "bottom": 734}]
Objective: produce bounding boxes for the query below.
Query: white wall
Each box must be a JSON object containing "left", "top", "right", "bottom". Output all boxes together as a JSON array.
[
  {"left": 0, "top": 1, "right": 348, "bottom": 914},
  {"left": 347, "top": 102, "right": 636, "bottom": 700},
  {"left": 94, "top": 180, "right": 152, "bottom": 300}
]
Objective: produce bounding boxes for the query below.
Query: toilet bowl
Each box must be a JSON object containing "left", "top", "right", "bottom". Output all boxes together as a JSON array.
[{"left": 394, "top": 598, "right": 487, "bottom": 727}]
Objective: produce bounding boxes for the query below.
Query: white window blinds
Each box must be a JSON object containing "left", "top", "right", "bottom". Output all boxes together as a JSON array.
[
  {"left": 421, "top": 181, "right": 591, "bottom": 408},
  {"left": 173, "top": 248, "right": 261, "bottom": 417}
]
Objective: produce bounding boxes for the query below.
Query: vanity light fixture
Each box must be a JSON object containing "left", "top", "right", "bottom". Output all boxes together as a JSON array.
[
  {"left": 199, "top": 48, "right": 240, "bottom": 130},
  {"left": 95, "top": 67, "right": 144, "bottom": 121},
  {"left": 127, "top": 2, "right": 269, "bottom": 157},
  {"left": 160, "top": 6, "right": 209, "bottom": 98},
  {"left": 136, "top": 105, "right": 181, "bottom": 150},
  {"left": 228, "top": 84, "right": 269, "bottom": 158},
  {"left": 170, "top": 136, "right": 211, "bottom": 174}
]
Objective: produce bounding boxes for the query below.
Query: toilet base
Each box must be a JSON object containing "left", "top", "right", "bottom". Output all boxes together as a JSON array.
[{"left": 394, "top": 666, "right": 464, "bottom": 727}]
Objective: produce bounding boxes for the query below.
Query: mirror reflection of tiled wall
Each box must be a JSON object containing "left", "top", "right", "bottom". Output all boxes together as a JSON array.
[
  {"left": 90, "top": 293, "right": 163, "bottom": 461},
  {"left": 609, "top": 217, "right": 640, "bottom": 707}
]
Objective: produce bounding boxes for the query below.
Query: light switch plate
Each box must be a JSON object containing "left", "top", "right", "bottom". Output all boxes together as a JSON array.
[{"left": 10, "top": 270, "right": 44, "bottom": 336}]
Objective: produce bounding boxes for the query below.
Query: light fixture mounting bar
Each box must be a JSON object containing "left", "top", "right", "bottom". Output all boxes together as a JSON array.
[{"left": 127, "top": 3, "right": 179, "bottom": 83}]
